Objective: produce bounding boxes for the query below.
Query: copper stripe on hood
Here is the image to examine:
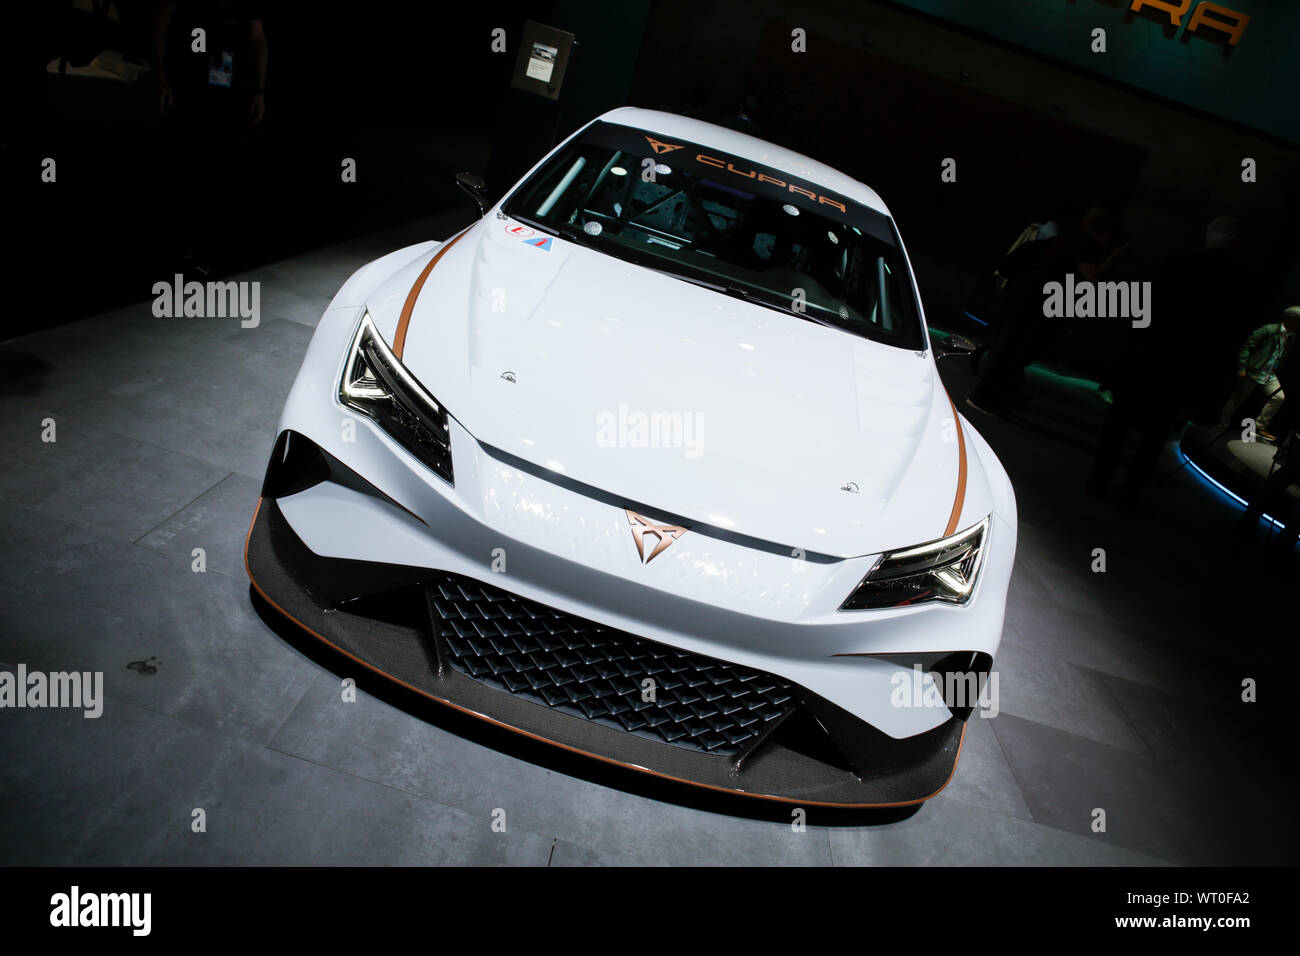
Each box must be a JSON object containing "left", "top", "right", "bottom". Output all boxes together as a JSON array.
[
  {"left": 392, "top": 230, "right": 467, "bottom": 359},
  {"left": 944, "top": 393, "right": 968, "bottom": 537}
]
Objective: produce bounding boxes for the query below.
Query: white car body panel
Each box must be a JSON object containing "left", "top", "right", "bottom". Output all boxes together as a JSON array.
[{"left": 261, "top": 107, "right": 1017, "bottom": 763}]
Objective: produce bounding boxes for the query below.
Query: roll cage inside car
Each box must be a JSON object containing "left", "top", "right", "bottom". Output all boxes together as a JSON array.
[{"left": 500, "top": 121, "right": 927, "bottom": 351}]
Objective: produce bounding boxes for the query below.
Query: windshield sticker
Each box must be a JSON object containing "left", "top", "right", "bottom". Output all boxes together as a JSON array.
[
  {"left": 645, "top": 136, "right": 682, "bottom": 154},
  {"left": 695, "top": 152, "right": 846, "bottom": 213},
  {"left": 583, "top": 122, "right": 893, "bottom": 243}
]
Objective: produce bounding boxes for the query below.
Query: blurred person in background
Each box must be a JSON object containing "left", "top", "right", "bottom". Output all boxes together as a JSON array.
[
  {"left": 1088, "top": 216, "right": 1247, "bottom": 500},
  {"left": 152, "top": 0, "right": 267, "bottom": 273},
  {"left": 968, "top": 206, "right": 1128, "bottom": 416},
  {"left": 1230, "top": 337, "right": 1300, "bottom": 555},
  {"left": 1218, "top": 307, "right": 1299, "bottom": 439}
]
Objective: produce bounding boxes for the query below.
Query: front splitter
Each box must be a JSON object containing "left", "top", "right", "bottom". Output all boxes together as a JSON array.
[{"left": 245, "top": 495, "right": 966, "bottom": 808}]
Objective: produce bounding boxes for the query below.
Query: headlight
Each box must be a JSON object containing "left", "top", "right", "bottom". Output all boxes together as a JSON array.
[
  {"left": 339, "top": 311, "right": 454, "bottom": 484},
  {"left": 840, "top": 517, "right": 989, "bottom": 610}
]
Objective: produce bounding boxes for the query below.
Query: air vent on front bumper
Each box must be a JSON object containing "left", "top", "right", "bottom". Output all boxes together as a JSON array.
[{"left": 427, "top": 571, "right": 797, "bottom": 756}]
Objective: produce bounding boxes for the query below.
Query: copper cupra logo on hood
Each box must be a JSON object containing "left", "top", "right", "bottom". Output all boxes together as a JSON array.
[{"left": 625, "top": 509, "right": 687, "bottom": 563}]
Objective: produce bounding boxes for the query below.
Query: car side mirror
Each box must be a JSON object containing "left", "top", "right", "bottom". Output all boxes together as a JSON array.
[
  {"left": 455, "top": 172, "right": 490, "bottom": 216},
  {"left": 934, "top": 333, "right": 978, "bottom": 359}
]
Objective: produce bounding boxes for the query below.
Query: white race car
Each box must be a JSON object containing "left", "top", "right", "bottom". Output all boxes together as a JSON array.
[{"left": 246, "top": 107, "right": 1016, "bottom": 807}]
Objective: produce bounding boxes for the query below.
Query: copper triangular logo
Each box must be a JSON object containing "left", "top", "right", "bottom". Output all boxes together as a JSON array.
[
  {"left": 625, "top": 508, "right": 687, "bottom": 564},
  {"left": 645, "top": 136, "right": 682, "bottom": 155}
]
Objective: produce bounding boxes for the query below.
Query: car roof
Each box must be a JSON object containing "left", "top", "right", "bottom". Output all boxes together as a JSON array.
[{"left": 596, "top": 107, "right": 892, "bottom": 218}]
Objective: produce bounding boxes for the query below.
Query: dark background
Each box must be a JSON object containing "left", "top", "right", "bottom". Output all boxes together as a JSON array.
[
  {"left": 0, "top": 0, "right": 1297, "bottom": 870},
  {"left": 5, "top": 0, "right": 1298, "bottom": 360}
]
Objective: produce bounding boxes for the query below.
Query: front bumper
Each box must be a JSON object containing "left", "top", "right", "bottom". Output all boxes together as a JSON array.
[
  {"left": 246, "top": 491, "right": 969, "bottom": 806},
  {"left": 246, "top": 299, "right": 1011, "bottom": 806}
]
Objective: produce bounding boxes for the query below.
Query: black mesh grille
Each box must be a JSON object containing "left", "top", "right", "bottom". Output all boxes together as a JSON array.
[{"left": 429, "top": 572, "right": 797, "bottom": 755}]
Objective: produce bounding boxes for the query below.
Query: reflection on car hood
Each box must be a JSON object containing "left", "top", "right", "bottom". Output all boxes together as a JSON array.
[{"left": 362, "top": 219, "right": 986, "bottom": 558}]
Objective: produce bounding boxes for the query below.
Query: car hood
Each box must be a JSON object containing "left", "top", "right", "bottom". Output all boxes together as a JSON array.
[{"left": 363, "top": 219, "right": 986, "bottom": 558}]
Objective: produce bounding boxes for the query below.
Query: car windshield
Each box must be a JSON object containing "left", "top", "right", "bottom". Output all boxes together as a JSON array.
[{"left": 501, "top": 121, "right": 925, "bottom": 350}]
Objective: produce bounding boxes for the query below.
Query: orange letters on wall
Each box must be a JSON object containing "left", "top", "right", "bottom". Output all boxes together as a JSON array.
[
  {"left": 1130, "top": 0, "right": 1192, "bottom": 26},
  {"left": 1129, "top": 0, "right": 1249, "bottom": 44},
  {"left": 1187, "top": 2, "right": 1250, "bottom": 45}
]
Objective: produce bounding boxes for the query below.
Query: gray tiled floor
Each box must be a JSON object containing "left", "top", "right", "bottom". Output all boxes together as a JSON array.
[
  {"left": 136, "top": 472, "right": 263, "bottom": 579},
  {"left": 1, "top": 210, "right": 1295, "bottom": 865}
]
